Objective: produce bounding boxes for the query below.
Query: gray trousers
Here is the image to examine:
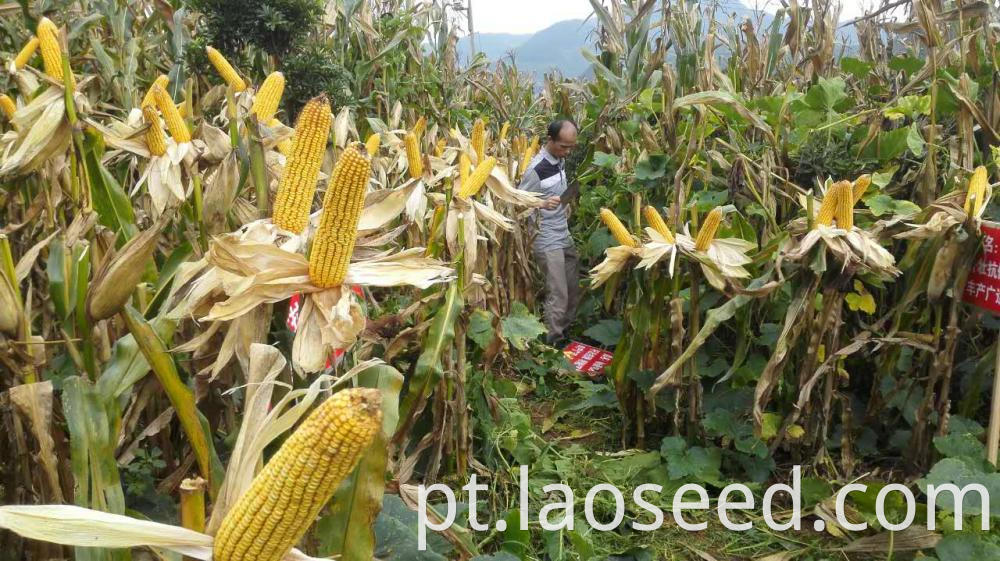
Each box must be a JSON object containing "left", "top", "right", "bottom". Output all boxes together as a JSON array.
[{"left": 535, "top": 245, "right": 580, "bottom": 342}]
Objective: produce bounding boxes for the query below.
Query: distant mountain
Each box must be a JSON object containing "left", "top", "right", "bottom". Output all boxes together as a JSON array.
[{"left": 458, "top": 19, "right": 596, "bottom": 78}]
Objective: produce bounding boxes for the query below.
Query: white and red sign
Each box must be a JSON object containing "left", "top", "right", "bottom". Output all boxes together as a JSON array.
[
  {"left": 964, "top": 222, "right": 1000, "bottom": 314},
  {"left": 563, "top": 341, "right": 613, "bottom": 377}
]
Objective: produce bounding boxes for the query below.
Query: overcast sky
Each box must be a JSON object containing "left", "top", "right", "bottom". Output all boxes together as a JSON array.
[{"left": 470, "top": 0, "right": 881, "bottom": 35}]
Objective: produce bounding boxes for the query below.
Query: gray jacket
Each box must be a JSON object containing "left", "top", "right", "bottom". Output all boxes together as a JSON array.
[{"left": 519, "top": 147, "right": 573, "bottom": 252}]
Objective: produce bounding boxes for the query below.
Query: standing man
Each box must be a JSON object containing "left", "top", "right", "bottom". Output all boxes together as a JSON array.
[{"left": 519, "top": 119, "right": 579, "bottom": 346}]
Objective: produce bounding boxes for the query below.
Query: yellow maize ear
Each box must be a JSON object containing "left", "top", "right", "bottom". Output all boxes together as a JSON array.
[
  {"left": 176, "top": 101, "right": 189, "bottom": 119},
  {"left": 268, "top": 118, "right": 294, "bottom": 154},
  {"left": 600, "top": 208, "right": 637, "bottom": 248},
  {"left": 308, "top": 146, "right": 371, "bottom": 288},
  {"left": 458, "top": 152, "right": 471, "bottom": 191},
  {"left": 965, "top": 166, "right": 989, "bottom": 217},
  {"left": 434, "top": 138, "right": 446, "bottom": 157},
  {"left": 459, "top": 156, "right": 496, "bottom": 199},
  {"left": 13, "top": 37, "right": 39, "bottom": 70},
  {"left": 213, "top": 388, "right": 382, "bottom": 561},
  {"left": 412, "top": 116, "right": 426, "bottom": 137},
  {"left": 0, "top": 95, "right": 16, "bottom": 120},
  {"left": 499, "top": 121, "right": 510, "bottom": 144},
  {"left": 272, "top": 96, "right": 332, "bottom": 234},
  {"left": 151, "top": 84, "right": 190, "bottom": 143},
  {"left": 471, "top": 118, "right": 485, "bottom": 161},
  {"left": 513, "top": 134, "right": 525, "bottom": 157},
  {"left": 814, "top": 184, "right": 843, "bottom": 227},
  {"left": 142, "top": 105, "right": 167, "bottom": 157},
  {"left": 365, "top": 133, "right": 380, "bottom": 156},
  {"left": 643, "top": 205, "right": 675, "bottom": 243},
  {"left": 835, "top": 183, "right": 855, "bottom": 230},
  {"left": 694, "top": 208, "right": 723, "bottom": 252},
  {"left": 141, "top": 75, "right": 169, "bottom": 108},
  {"left": 852, "top": 174, "right": 871, "bottom": 204},
  {"left": 250, "top": 71, "right": 285, "bottom": 122},
  {"left": 206, "top": 46, "right": 246, "bottom": 92},
  {"left": 37, "top": 18, "right": 72, "bottom": 85},
  {"left": 405, "top": 132, "right": 423, "bottom": 180}
]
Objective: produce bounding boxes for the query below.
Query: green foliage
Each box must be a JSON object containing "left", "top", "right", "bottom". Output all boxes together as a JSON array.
[
  {"left": 280, "top": 38, "right": 354, "bottom": 117},
  {"left": 188, "top": 0, "right": 322, "bottom": 56}
]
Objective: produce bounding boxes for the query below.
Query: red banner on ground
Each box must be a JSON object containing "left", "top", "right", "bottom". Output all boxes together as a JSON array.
[
  {"left": 964, "top": 222, "right": 1000, "bottom": 314},
  {"left": 563, "top": 341, "right": 613, "bottom": 376}
]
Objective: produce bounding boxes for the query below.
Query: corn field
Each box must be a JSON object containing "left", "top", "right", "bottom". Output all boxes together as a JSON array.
[{"left": 1, "top": 0, "right": 1000, "bottom": 559}]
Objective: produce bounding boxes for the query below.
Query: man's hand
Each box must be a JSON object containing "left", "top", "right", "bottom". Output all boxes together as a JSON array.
[{"left": 543, "top": 196, "right": 561, "bottom": 210}]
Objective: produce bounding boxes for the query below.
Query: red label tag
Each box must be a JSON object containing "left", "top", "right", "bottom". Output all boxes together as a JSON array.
[
  {"left": 563, "top": 341, "right": 613, "bottom": 376},
  {"left": 285, "top": 288, "right": 362, "bottom": 368},
  {"left": 964, "top": 222, "right": 1000, "bottom": 315}
]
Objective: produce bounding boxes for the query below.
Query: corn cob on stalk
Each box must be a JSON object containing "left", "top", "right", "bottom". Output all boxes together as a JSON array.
[
  {"left": 434, "top": 138, "right": 446, "bottom": 157},
  {"left": 37, "top": 18, "right": 73, "bottom": 85},
  {"left": 142, "top": 105, "right": 167, "bottom": 157},
  {"left": 365, "top": 133, "right": 380, "bottom": 157},
  {"left": 458, "top": 152, "right": 471, "bottom": 190},
  {"left": 499, "top": 121, "right": 510, "bottom": 144},
  {"left": 694, "top": 208, "right": 723, "bottom": 252},
  {"left": 600, "top": 208, "right": 637, "bottom": 248},
  {"left": 471, "top": 118, "right": 485, "bottom": 160},
  {"left": 519, "top": 136, "right": 539, "bottom": 176},
  {"left": 141, "top": 75, "right": 170, "bottom": 108},
  {"left": 250, "top": 71, "right": 284, "bottom": 122},
  {"left": 206, "top": 46, "right": 246, "bottom": 92},
  {"left": 213, "top": 388, "right": 382, "bottom": 561},
  {"left": 643, "top": 205, "right": 675, "bottom": 243},
  {"left": 308, "top": 146, "right": 371, "bottom": 288},
  {"left": 458, "top": 157, "right": 496, "bottom": 199},
  {"left": 412, "top": 115, "right": 426, "bottom": 137},
  {"left": 852, "top": 174, "right": 871, "bottom": 204},
  {"left": 272, "top": 96, "right": 332, "bottom": 234},
  {"left": 13, "top": 37, "right": 39, "bottom": 70},
  {"left": 964, "top": 166, "right": 988, "bottom": 217},
  {"left": 405, "top": 132, "right": 423, "bottom": 180},
  {"left": 151, "top": 84, "right": 190, "bottom": 143},
  {"left": 0, "top": 95, "right": 16, "bottom": 120},
  {"left": 835, "top": 181, "right": 855, "bottom": 230},
  {"left": 814, "top": 184, "right": 844, "bottom": 227}
]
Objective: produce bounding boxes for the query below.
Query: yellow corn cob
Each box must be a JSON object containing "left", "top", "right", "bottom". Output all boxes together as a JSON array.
[
  {"left": 519, "top": 136, "right": 539, "bottom": 176},
  {"left": 459, "top": 156, "right": 496, "bottom": 199},
  {"left": 141, "top": 75, "right": 169, "bottom": 108},
  {"left": 250, "top": 71, "right": 285, "bottom": 122},
  {"left": 268, "top": 118, "right": 294, "bottom": 155},
  {"left": 852, "top": 174, "right": 871, "bottom": 204},
  {"left": 177, "top": 101, "right": 189, "bottom": 119},
  {"left": 308, "top": 146, "right": 371, "bottom": 288},
  {"left": 37, "top": 18, "right": 72, "bottom": 85},
  {"left": 151, "top": 84, "right": 190, "bottom": 143},
  {"left": 206, "top": 46, "right": 246, "bottom": 92},
  {"left": 213, "top": 388, "right": 382, "bottom": 561},
  {"left": 965, "top": 166, "right": 989, "bottom": 217},
  {"left": 513, "top": 134, "right": 525, "bottom": 157},
  {"left": 405, "top": 132, "right": 423, "bottom": 180},
  {"left": 142, "top": 105, "right": 167, "bottom": 157},
  {"left": 0, "top": 95, "right": 16, "bottom": 120},
  {"left": 499, "top": 121, "right": 510, "bottom": 144},
  {"left": 600, "top": 208, "right": 637, "bottom": 248},
  {"left": 814, "top": 184, "right": 842, "bottom": 227},
  {"left": 643, "top": 205, "right": 675, "bottom": 243},
  {"left": 365, "top": 133, "right": 380, "bottom": 156},
  {"left": 694, "top": 208, "right": 723, "bottom": 252},
  {"left": 272, "top": 96, "right": 332, "bottom": 234},
  {"left": 13, "top": 37, "right": 39, "bottom": 70},
  {"left": 471, "top": 118, "right": 485, "bottom": 161},
  {"left": 835, "top": 181, "right": 855, "bottom": 230},
  {"left": 412, "top": 116, "right": 426, "bottom": 137},
  {"left": 458, "top": 152, "right": 471, "bottom": 192},
  {"left": 434, "top": 138, "right": 446, "bottom": 157}
]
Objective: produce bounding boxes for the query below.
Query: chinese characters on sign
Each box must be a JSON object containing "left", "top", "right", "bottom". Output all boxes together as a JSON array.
[
  {"left": 964, "top": 222, "right": 1000, "bottom": 314},
  {"left": 563, "top": 341, "right": 614, "bottom": 377}
]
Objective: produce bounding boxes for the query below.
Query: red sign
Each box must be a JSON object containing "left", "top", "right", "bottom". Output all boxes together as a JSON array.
[
  {"left": 563, "top": 341, "right": 613, "bottom": 377},
  {"left": 286, "top": 287, "right": 364, "bottom": 368},
  {"left": 964, "top": 222, "right": 1000, "bottom": 314}
]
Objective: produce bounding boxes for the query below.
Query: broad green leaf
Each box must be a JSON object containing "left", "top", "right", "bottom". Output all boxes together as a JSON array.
[
  {"left": 635, "top": 154, "right": 668, "bottom": 181},
  {"left": 468, "top": 309, "right": 496, "bottom": 350},
  {"left": 906, "top": 123, "right": 926, "bottom": 156},
  {"left": 841, "top": 57, "right": 873, "bottom": 79},
  {"left": 582, "top": 319, "right": 622, "bottom": 347},
  {"left": 592, "top": 151, "right": 621, "bottom": 169},
  {"left": 936, "top": 534, "right": 1000, "bottom": 561},
  {"left": 862, "top": 194, "right": 922, "bottom": 218},
  {"left": 501, "top": 302, "right": 546, "bottom": 351}
]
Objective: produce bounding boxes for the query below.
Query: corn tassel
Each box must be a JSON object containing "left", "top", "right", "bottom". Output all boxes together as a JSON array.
[
  {"left": 37, "top": 18, "right": 72, "bottom": 85},
  {"left": 213, "top": 388, "right": 382, "bottom": 561},
  {"left": 412, "top": 116, "right": 426, "bottom": 137},
  {"left": 250, "top": 71, "right": 284, "bottom": 122},
  {"left": 206, "top": 46, "right": 246, "bottom": 92},
  {"left": 694, "top": 208, "right": 723, "bottom": 252},
  {"left": 499, "top": 121, "right": 510, "bottom": 144},
  {"left": 0, "top": 95, "right": 16, "bottom": 120},
  {"left": 965, "top": 166, "right": 989, "bottom": 217},
  {"left": 13, "top": 37, "right": 39, "bottom": 70},
  {"left": 365, "top": 133, "right": 380, "bottom": 157},
  {"left": 142, "top": 105, "right": 167, "bottom": 157},
  {"left": 471, "top": 118, "right": 485, "bottom": 161},
  {"left": 643, "top": 205, "right": 675, "bottom": 243},
  {"left": 434, "top": 138, "right": 446, "bottom": 157},
  {"left": 600, "top": 208, "right": 637, "bottom": 248},
  {"left": 141, "top": 75, "right": 170, "bottom": 108},
  {"left": 405, "top": 132, "right": 423, "bottom": 180},
  {"left": 272, "top": 96, "right": 332, "bottom": 234},
  {"left": 308, "top": 146, "right": 371, "bottom": 288},
  {"left": 852, "top": 174, "right": 871, "bottom": 204},
  {"left": 151, "top": 84, "right": 190, "bottom": 143},
  {"left": 459, "top": 156, "right": 496, "bottom": 199}
]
